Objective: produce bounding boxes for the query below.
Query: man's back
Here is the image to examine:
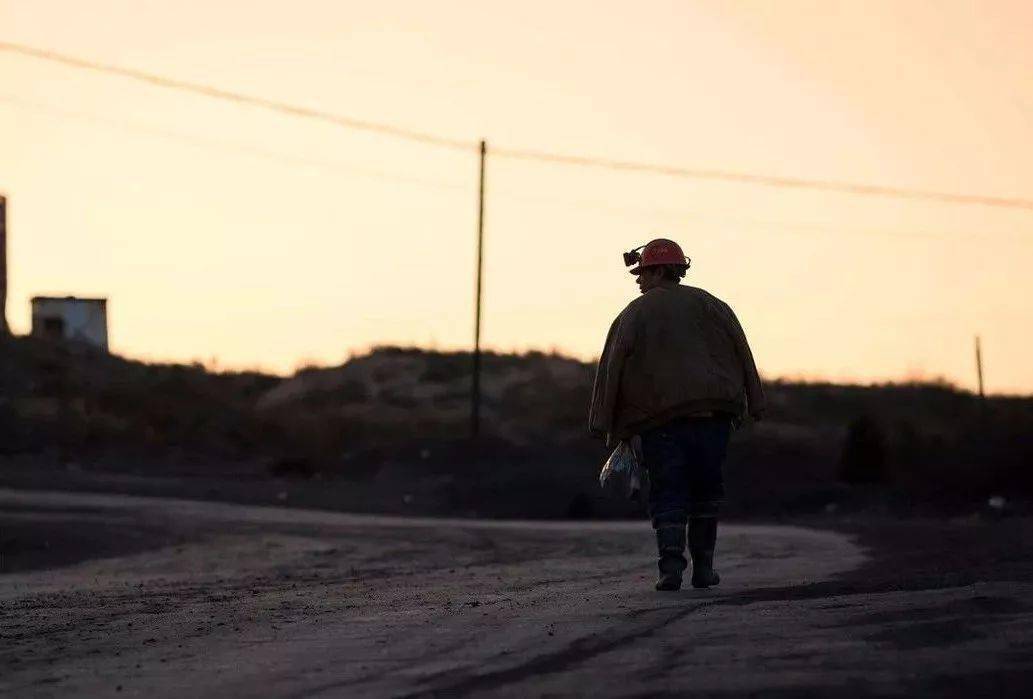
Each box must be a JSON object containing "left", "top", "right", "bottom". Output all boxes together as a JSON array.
[{"left": 589, "top": 283, "right": 764, "bottom": 441}]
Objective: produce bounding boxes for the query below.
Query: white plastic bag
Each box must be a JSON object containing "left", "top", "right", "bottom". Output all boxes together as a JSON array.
[{"left": 599, "top": 435, "right": 645, "bottom": 500}]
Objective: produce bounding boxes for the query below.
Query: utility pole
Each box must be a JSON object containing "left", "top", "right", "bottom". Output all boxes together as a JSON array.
[
  {"left": 0, "top": 194, "right": 8, "bottom": 336},
  {"left": 471, "top": 141, "right": 486, "bottom": 438},
  {"left": 975, "top": 335, "right": 985, "bottom": 398}
]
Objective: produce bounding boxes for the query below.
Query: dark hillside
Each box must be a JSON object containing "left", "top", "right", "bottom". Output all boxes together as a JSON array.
[
  {"left": 2, "top": 336, "right": 1031, "bottom": 518},
  {"left": 0, "top": 334, "right": 278, "bottom": 459}
]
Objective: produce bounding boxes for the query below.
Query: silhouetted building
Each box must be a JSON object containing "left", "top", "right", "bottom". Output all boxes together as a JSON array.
[{"left": 31, "top": 296, "right": 109, "bottom": 351}]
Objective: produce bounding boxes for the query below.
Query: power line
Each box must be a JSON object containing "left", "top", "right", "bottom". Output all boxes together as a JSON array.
[
  {"left": 4, "top": 40, "right": 1033, "bottom": 212},
  {"left": 485, "top": 185, "right": 1014, "bottom": 243},
  {"left": 2, "top": 94, "right": 1025, "bottom": 245},
  {"left": 0, "top": 41, "right": 475, "bottom": 152},
  {"left": 0, "top": 94, "right": 473, "bottom": 194},
  {"left": 491, "top": 147, "right": 1033, "bottom": 212}
]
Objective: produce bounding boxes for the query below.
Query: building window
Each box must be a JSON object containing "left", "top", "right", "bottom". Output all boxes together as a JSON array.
[{"left": 41, "top": 316, "right": 65, "bottom": 340}]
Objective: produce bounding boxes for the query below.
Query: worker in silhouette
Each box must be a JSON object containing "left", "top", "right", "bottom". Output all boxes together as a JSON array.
[{"left": 589, "top": 238, "right": 765, "bottom": 591}]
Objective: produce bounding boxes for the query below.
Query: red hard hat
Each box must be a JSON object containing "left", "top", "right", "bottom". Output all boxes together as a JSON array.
[{"left": 629, "top": 238, "right": 689, "bottom": 275}]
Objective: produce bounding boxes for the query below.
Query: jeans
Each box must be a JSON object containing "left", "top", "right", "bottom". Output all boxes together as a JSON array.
[{"left": 642, "top": 415, "right": 732, "bottom": 527}]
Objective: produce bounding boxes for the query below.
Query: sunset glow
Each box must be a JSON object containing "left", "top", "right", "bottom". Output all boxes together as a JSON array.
[{"left": 3, "top": 0, "right": 1032, "bottom": 392}]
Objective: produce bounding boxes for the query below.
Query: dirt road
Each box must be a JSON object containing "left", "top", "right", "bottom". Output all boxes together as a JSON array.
[{"left": 2, "top": 489, "right": 1032, "bottom": 697}]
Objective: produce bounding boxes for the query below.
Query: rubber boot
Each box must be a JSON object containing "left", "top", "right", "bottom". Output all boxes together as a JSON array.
[
  {"left": 688, "top": 517, "right": 721, "bottom": 589},
  {"left": 654, "top": 524, "right": 688, "bottom": 591}
]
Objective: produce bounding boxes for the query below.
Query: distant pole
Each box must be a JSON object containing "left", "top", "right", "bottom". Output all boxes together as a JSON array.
[
  {"left": 975, "top": 335, "right": 985, "bottom": 398},
  {"left": 471, "top": 140, "right": 486, "bottom": 438},
  {"left": 0, "top": 194, "right": 8, "bottom": 336}
]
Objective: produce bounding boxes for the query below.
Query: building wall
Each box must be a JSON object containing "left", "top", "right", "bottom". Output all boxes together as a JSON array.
[{"left": 31, "top": 298, "right": 109, "bottom": 351}]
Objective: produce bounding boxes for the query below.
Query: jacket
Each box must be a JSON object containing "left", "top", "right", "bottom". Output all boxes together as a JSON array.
[{"left": 588, "top": 283, "right": 765, "bottom": 442}]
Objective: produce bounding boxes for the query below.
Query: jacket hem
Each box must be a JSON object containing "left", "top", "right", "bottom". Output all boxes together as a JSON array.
[{"left": 616, "top": 399, "right": 743, "bottom": 440}]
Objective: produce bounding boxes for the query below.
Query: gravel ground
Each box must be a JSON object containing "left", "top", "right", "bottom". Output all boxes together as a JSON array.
[{"left": 2, "top": 488, "right": 1032, "bottom": 698}]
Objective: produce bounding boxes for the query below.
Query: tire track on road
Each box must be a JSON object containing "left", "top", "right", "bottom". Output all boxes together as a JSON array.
[{"left": 400, "top": 603, "right": 707, "bottom": 697}]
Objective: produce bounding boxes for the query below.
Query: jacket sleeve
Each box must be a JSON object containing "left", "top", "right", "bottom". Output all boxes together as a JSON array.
[
  {"left": 720, "top": 302, "right": 766, "bottom": 417},
  {"left": 588, "top": 307, "right": 637, "bottom": 440}
]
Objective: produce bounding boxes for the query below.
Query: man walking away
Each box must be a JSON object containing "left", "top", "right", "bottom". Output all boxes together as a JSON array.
[{"left": 589, "top": 238, "right": 765, "bottom": 591}]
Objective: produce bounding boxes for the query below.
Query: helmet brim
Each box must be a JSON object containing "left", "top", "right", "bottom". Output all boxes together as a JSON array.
[{"left": 629, "top": 262, "right": 688, "bottom": 275}]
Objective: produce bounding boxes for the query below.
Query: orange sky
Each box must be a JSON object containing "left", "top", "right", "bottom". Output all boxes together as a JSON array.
[{"left": 2, "top": 1, "right": 1032, "bottom": 393}]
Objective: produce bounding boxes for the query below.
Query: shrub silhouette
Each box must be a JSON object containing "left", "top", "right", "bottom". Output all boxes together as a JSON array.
[
  {"left": 7, "top": 335, "right": 1033, "bottom": 516},
  {"left": 839, "top": 415, "right": 888, "bottom": 484}
]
